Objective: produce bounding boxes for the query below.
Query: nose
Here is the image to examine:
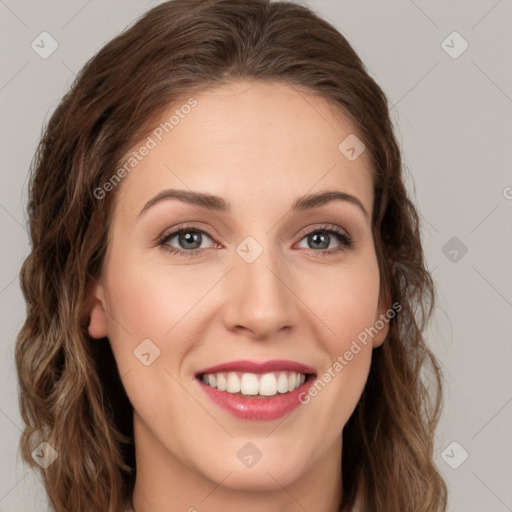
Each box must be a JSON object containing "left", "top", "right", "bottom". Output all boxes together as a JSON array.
[{"left": 222, "top": 245, "right": 299, "bottom": 341}]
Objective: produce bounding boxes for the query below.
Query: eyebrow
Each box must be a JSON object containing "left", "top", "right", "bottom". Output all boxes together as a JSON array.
[{"left": 138, "top": 188, "right": 369, "bottom": 220}]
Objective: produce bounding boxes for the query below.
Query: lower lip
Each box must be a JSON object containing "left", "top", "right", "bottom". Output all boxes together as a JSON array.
[{"left": 197, "top": 378, "right": 315, "bottom": 421}]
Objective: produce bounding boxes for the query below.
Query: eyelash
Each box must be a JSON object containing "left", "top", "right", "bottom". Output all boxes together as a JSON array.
[{"left": 156, "top": 223, "right": 354, "bottom": 258}]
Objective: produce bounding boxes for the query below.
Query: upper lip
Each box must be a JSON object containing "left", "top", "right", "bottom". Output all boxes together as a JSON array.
[{"left": 196, "top": 359, "right": 316, "bottom": 376}]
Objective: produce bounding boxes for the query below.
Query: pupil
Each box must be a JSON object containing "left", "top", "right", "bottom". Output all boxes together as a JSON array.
[
  {"left": 180, "top": 231, "right": 201, "bottom": 249},
  {"left": 310, "top": 233, "right": 329, "bottom": 250}
]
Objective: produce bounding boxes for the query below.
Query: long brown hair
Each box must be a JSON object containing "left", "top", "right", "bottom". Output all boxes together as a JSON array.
[{"left": 15, "top": 1, "right": 447, "bottom": 510}]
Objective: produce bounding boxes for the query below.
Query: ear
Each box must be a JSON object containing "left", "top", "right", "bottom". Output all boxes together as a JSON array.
[
  {"left": 88, "top": 282, "right": 109, "bottom": 339},
  {"left": 371, "top": 302, "right": 390, "bottom": 348},
  {"left": 372, "top": 258, "right": 394, "bottom": 348}
]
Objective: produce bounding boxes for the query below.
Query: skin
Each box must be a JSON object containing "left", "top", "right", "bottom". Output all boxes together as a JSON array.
[{"left": 88, "top": 80, "right": 390, "bottom": 512}]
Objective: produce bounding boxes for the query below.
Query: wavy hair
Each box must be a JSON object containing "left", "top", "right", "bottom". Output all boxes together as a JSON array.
[{"left": 15, "top": 0, "right": 447, "bottom": 510}]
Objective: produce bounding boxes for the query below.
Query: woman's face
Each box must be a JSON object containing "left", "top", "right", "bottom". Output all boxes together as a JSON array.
[{"left": 89, "top": 80, "right": 389, "bottom": 494}]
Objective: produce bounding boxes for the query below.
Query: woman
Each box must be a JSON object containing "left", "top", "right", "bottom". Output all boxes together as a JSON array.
[{"left": 15, "top": 0, "right": 447, "bottom": 511}]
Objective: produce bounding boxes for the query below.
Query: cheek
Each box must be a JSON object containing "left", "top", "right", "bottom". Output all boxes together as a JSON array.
[
  {"left": 298, "top": 256, "right": 380, "bottom": 415},
  {"left": 305, "top": 256, "right": 381, "bottom": 352},
  {"left": 104, "top": 254, "right": 207, "bottom": 345},
  {"left": 101, "top": 258, "right": 201, "bottom": 428},
  {"left": 101, "top": 254, "right": 228, "bottom": 395}
]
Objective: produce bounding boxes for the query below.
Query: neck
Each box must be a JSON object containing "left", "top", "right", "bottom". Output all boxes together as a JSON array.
[{"left": 131, "top": 414, "right": 343, "bottom": 512}]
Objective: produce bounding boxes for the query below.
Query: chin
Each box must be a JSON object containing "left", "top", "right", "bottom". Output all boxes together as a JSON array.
[{"left": 204, "top": 460, "right": 306, "bottom": 492}]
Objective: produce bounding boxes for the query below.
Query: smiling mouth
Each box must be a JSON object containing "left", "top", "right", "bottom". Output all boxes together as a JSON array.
[{"left": 196, "top": 370, "right": 315, "bottom": 398}]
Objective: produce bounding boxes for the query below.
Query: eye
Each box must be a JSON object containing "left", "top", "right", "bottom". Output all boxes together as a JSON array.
[
  {"left": 295, "top": 224, "right": 353, "bottom": 257},
  {"left": 156, "top": 223, "right": 353, "bottom": 258},
  {"left": 157, "top": 225, "right": 218, "bottom": 257}
]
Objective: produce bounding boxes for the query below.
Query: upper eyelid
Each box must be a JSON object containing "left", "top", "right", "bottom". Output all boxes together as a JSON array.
[{"left": 159, "top": 223, "right": 352, "bottom": 247}]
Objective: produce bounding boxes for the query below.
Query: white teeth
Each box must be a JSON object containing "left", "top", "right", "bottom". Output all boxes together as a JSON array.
[
  {"left": 226, "top": 372, "right": 241, "bottom": 393},
  {"left": 288, "top": 373, "right": 297, "bottom": 392},
  {"left": 277, "top": 372, "right": 289, "bottom": 393},
  {"left": 216, "top": 373, "right": 227, "bottom": 391},
  {"left": 259, "top": 373, "right": 278, "bottom": 396},
  {"left": 201, "top": 371, "right": 307, "bottom": 396},
  {"left": 240, "top": 373, "right": 259, "bottom": 395}
]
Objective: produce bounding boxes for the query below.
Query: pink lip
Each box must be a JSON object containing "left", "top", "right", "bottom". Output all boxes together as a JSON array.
[
  {"left": 197, "top": 377, "right": 315, "bottom": 421},
  {"left": 195, "top": 359, "right": 317, "bottom": 421},
  {"left": 196, "top": 359, "right": 316, "bottom": 375}
]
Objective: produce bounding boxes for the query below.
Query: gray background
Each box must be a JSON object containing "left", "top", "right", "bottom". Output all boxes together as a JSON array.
[{"left": 1, "top": 0, "right": 511, "bottom": 510}]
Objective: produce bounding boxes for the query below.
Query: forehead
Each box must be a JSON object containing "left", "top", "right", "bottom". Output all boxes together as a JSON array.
[{"left": 112, "top": 80, "right": 374, "bottom": 221}]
